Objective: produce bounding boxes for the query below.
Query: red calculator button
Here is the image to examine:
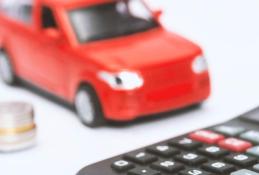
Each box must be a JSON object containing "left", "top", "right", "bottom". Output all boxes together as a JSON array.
[
  {"left": 218, "top": 138, "right": 252, "bottom": 152},
  {"left": 189, "top": 130, "right": 225, "bottom": 144}
]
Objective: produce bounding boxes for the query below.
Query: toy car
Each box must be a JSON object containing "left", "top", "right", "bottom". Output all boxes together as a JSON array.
[{"left": 0, "top": 0, "right": 211, "bottom": 127}]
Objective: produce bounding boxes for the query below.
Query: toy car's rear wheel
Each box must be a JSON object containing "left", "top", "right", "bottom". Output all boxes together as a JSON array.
[
  {"left": 0, "top": 50, "right": 16, "bottom": 85},
  {"left": 75, "top": 86, "right": 105, "bottom": 127}
]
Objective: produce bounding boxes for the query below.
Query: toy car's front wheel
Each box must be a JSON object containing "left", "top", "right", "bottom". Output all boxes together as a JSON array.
[
  {"left": 0, "top": 50, "right": 16, "bottom": 85},
  {"left": 75, "top": 86, "right": 105, "bottom": 127}
]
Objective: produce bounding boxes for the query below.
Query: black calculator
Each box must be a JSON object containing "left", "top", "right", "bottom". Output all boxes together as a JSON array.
[{"left": 77, "top": 107, "right": 259, "bottom": 175}]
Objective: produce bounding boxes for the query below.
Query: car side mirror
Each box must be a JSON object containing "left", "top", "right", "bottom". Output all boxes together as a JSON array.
[
  {"left": 44, "top": 28, "right": 62, "bottom": 41},
  {"left": 153, "top": 10, "right": 163, "bottom": 19}
]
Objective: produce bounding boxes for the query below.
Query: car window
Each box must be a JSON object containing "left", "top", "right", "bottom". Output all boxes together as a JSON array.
[
  {"left": 0, "top": 0, "right": 33, "bottom": 24},
  {"left": 69, "top": 0, "right": 158, "bottom": 43},
  {"left": 41, "top": 6, "right": 57, "bottom": 29},
  {"left": 18, "top": 4, "right": 33, "bottom": 23}
]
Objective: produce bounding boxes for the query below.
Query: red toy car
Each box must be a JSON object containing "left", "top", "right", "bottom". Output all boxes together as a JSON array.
[{"left": 0, "top": 0, "right": 210, "bottom": 127}]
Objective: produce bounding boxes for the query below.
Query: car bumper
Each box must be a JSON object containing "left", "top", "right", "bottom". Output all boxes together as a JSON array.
[{"left": 100, "top": 72, "right": 210, "bottom": 121}]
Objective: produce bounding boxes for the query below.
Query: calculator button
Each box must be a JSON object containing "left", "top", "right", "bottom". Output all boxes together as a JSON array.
[
  {"left": 240, "top": 131, "right": 259, "bottom": 144},
  {"left": 179, "top": 168, "right": 213, "bottom": 175},
  {"left": 128, "top": 168, "right": 160, "bottom": 175},
  {"left": 151, "top": 160, "right": 184, "bottom": 173},
  {"left": 247, "top": 146, "right": 259, "bottom": 158},
  {"left": 146, "top": 145, "right": 179, "bottom": 157},
  {"left": 189, "top": 130, "right": 225, "bottom": 144},
  {"left": 124, "top": 152, "right": 158, "bottom": 165},
  {"left": 198, "top": 146, "right": 229, "bottom": 158},
  {"left": 202, "top": 161, "right": 235, "bottom": 174},
  {"left": 111, "top": 160, "right": 135, "bottom": 172},
  {"left": 231, "top": 169, "right": 259, "bottom": 175},
  {"left": 224, "top": 154, "right": 257, "bottom": 167},
  {"left": 218, "top": 138, "right": 252, "bottom": 152},
  {"left": 213, "top": 125, "right": 245, "bottom": 136},
  {"left": 169, "top": 137, "right": 202, "bottom": 150},
  {"left": 175, "top": 153, "right": 207, "bottom": 166},
  {"left": 253, "top": 164, "right": 259, "bottom": 172}
]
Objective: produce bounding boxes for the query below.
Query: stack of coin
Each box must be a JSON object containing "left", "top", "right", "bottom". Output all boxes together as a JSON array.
[{"left": 0, "top": 102, "right": 36, "bottom": 152}]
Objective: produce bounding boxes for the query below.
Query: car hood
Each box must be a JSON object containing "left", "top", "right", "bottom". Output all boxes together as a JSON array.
[{"left": 78, "top": 28, "right": 202, "bottom": 71}]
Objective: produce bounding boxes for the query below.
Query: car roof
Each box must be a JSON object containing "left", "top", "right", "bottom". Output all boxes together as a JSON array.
[{"left": 41, "top": 0, "right": 116, "bottom": 8}]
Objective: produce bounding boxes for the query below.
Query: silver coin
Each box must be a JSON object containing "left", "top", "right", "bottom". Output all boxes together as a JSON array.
[
  {"left": 0, "top": 114, "right": 33, "bottom": 121},
  {"left": 0, "top": 129, "right": 36, "bottom": 143},
  {"left": 0, "top": 102, "right": 33, "bottom": 119},
  {"left": 0, "top": 102, "right": 36, "bottom": 152},
  {"left": 0, "top": 102, "right": 34, "bottom": 129},
  {"left": 0, "top": 137, "right": 36, "bottom": 153},
  {"left": 0, "top": 118, "right": 34, "bottom": 128}
]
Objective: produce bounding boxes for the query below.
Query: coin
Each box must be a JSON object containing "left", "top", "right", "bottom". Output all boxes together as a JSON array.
[
  {"left": 0, "top": 102, "right": 36, "bottom": 152},
  {"left": 0, "top": 102, "right": 33, "bottom": 117}
]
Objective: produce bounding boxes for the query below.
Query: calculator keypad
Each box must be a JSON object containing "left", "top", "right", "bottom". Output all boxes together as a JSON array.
[
  {"left": 202, "top": 161, "right": 235, "bottom": 174},
  {"left": 169, "top": 137, "right": 202, "bottom": 150},
  {"left": 231, "top": 169, "right": 259, "bottom": 175},
  {"left": 253, "top": 164, "right": 259, "bottom": 172},
  {"left": 247, "top": 146, "right": 259, "bottom": 158},
  {"left": 213, "top": 126, "right": 246, "bottom": 137},
  {"left": 124, "top": 152, "right": 158, "bottom": 165},
  {"left": 198, "top": 146, "right": 229, "bottom": 158},
  {"left": 110, "top": 126, "right": 259, "bottom": 175},
  {"left": 146, "top": 145, "right": 179, "bottom": 158},
  {"left": 128, "top": 168, "right": 160, "bottom": 175},
  {"left": 111, "top": 160, "right": 135, "bottom": 172},
  {"left": 189, "top": 130, "right": 225, "bottom": 144},
  {"left": 151, "top": 160, "right": 184, "bottom": 173},
  {"left": 224, "top": 154, "right": 257, "bottom": 167},
  {"left": 179, "top": 168, "right": 212, "bottom": 175},
  {"left": 175, "top": 153, "right": 207, "bottom": 166},
  {"left": 218, "top": 138, "right": 252, "bottom": 152},
  {"left": 241, "top": 131, "right": 259, "bottom": 144}
]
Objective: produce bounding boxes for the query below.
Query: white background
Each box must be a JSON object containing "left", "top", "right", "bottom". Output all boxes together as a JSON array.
[{"left": 1, "top": 0, "right": 259, "bottom": 174}]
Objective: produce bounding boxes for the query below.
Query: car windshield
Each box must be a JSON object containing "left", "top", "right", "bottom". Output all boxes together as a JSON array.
[{"left": 68, "top": 0, "right": 159, "bottom": 43}]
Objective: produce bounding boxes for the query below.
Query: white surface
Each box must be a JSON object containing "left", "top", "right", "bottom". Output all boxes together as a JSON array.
[{"left": 1, "top": 0, "right": 259, "bottom": 174}]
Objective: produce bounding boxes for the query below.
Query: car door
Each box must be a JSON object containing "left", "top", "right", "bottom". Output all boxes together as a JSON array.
[
  {"left": 31, "top": 5, "right": 68, "bottom": 97},
  {"left": 0, "top": 0, "right": 39, "bottom": 82}
]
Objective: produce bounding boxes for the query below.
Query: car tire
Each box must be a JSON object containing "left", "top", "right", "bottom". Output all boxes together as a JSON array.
[
  {"left": 74, "top": 85, "right": 105, "bottom": 127},
  {"left": 0, "top": 50, "right": 16, "bottom": 85}
]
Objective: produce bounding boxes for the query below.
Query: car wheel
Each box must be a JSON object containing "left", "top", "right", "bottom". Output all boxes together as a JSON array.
[
  {"left": 0, "top": 50, "right": 16, "bottom": 85},
  {"left": 75, "top": 86, "right": 105, "bottom": 127}
]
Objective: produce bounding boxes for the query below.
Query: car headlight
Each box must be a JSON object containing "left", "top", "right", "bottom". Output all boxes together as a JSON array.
[
  {"left": 98, "top": 71, "right": 144, "bottom": 90},
  {"left": 192, "top": 55, "right": 208, "bottom": 74}
]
